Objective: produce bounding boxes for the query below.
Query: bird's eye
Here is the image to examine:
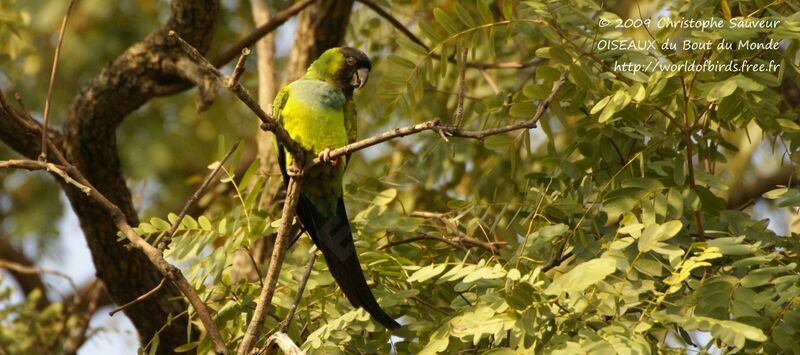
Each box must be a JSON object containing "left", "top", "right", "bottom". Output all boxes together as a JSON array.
[{"left": 346, "top": 57, "right": 356, "bottom": 66}]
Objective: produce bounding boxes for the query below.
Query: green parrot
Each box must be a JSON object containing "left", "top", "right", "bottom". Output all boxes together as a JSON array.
[{"left": 272, "top": 47, "right": 400, "bottom": 329}]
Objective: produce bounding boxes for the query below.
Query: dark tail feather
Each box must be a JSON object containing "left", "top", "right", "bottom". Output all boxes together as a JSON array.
[{"left": 295, "top": 195, "right": 400, "bottom": 329}]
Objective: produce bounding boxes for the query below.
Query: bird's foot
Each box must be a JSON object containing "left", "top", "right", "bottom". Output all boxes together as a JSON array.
[
  {"left": 318, "top": 148, "right": 341, "bottom": 166},
  {"left": 287, "top": 165, "right": 303, "bottom": 177},
  {"left": 318, "top": 148, "right": 332, "bottom": 163}
]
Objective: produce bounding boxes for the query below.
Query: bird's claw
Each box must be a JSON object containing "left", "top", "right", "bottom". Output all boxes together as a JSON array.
[
  {"left": 287, "top": 166, "right": 302, "bottom": 177},
  {"left": 318, "top": 148, "right": 333, "bottom": 164}
]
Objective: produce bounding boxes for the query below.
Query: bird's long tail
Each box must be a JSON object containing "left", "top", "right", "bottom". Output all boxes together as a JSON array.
[{"left": 295, "top": 195, "right": 400, "bottom": 329}]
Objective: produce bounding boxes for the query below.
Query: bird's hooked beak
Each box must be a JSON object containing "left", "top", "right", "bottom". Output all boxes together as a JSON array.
[{"left": 351, "top": 68, "right": 370, "bottom": 89}]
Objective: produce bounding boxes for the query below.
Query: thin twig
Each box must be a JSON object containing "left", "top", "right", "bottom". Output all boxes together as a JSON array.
[
  {"left": 357, "top": 0, "right": 543, "bottom": 70},
  {"left": 213, "top": 0, "right": 318, "bottom": 67},
  {"left": 0, "top": 258, "right": 78, "bottom": 292},
  {"left": 109, "top": 277, "right": 167, "bottom": 316},
  {"left": 40, "top": 0, "right": 77, "bottom": 161},
  {"left": 238, "top": 175, "right": 303, "bottom": 355},
  {"left": 453, "top": 48, "right": 468, "bottom": 128},
  {"left": 409, "top": 211, "right": 501, "bottom": 254},
  {"left": 158, "top": 141, "right": 240, "bottom": 251},
  {"left": 0, "top": 160, "right": 90, "bottom": 194},
  {"left": 227, "top": 49, "right": 252, "bottom": 88},
  {"left": 279, "top": 251, "right": 317, "bottom": 333},
  {"left": 409, "top": 296, "right": 450, "bottom": 315},
  {"left": 63, "top": 279, "right": 104, "bottom": 355}
]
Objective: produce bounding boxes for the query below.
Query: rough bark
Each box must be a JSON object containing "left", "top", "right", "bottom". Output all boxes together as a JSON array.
[
  {"left": 1, "top": 1, "right": 220, "bottom": 352},
  {"left": 61, "top": 1, "right": 219, "bottom": 351}
]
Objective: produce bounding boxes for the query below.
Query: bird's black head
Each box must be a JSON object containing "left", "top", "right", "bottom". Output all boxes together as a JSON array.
[
  {"left": 336, "top": 47, "right": 371, "bottom": 94},
  {"left": 306, "top": 47, "right": 372, "bottom": 95}
]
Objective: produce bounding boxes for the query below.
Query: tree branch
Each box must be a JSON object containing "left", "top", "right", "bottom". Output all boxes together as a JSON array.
[
  {"left": 238, "top": 175, "right": 303, "bottom": 355},
  {"left": 263, "top": 332, "right": 304, "bottom": 355},
  {"left": 357, "top": 0, "right": 543, "bottom": 70},
  {"left": 304, "top": 72, "right": 567, "bottom": 170},
  {"left": 40, "top": 0, "right": 76, "bottom": 161},
  {"left": 0, "top": 258, "right": 78, "bottom": 293},
  {"left": 0, "top": 158, "right": 228, "bottom": 354},
  {"left": 212, "top": 0, "right": 318, "bottom": 67},
  {"left": 170, "top": 32, "right": 305, "bottom": 161}
]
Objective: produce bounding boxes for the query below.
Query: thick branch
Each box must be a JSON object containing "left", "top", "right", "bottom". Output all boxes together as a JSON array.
[{"left": 264, "top": 332, "right": 304, "bottom": 355}]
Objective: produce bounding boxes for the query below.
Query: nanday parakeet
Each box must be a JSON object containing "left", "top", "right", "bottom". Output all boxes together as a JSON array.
[{"left": 272, "top": 47, "right": 400, "bottom": 329}]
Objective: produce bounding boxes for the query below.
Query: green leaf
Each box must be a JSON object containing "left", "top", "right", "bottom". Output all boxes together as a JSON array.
[
  {"left": 763, "top": 187, "right": 790, "bottom": 199},
  {"left": 372, "top": 188, "right": 397, "bottom": 206},
  {"left": 173, "top": 341, "right": 199, "bottom": 353},
  {"left": 477, "top": 0, "right": 494, "bottom": 23},
  {"left": 638, "top": 220, "right": 683, "bottom": 253},
  {"left": 387, "top": 54, "right": 416, "bottom": 69},
  {"left": 198, "top": 216, "right": 212, "bottom": 231},
  {"left": 408, "top": 263, "right": 448, "bottom": 283},
  {"left": 544, "top": 258, "right": 616, "bottom": 295},
  {"left": 453, "top": 4, "right": 476, "bottom": 27},
  {"left": 433, "top": 8, "right": 459, "bottom": 34},
  {"left": 484, "top": 134, "right": 514, "bottom": 153},
  {"left": 397, "top": 36, "right": 427, "bottom": 56},
  {"left": 510, "top": 101, "right": 536, "bottom": 118}
]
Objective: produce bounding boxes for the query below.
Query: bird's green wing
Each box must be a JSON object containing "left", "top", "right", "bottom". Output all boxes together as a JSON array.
[
  {"left": 273, "top": 85, "right": 291, "bottom": 182},
  {"left": 343, "top": 99, "right": 357, "bottom": 167}
]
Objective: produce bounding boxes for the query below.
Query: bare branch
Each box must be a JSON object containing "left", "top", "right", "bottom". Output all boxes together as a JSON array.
[
  {"left": 0, "top": 258, "right": 78, "bottom": 292},
  {"left": 0, "top": 238, "right": 50, "bottom": 308},
  {"left": 227, "top": 49, "right": 252, "bottom": 88},
  {"left": 109, "top": 277, "right": 167, "bottom": 317},
  {"left": 40, "top": 0, "right": 77, "bottom": 161},
  {"left": 0, "top": 160, "right": 90, "bottom": 194},
  {"left": 64, "top": 279, "right": 105, "bottom": 355}
]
